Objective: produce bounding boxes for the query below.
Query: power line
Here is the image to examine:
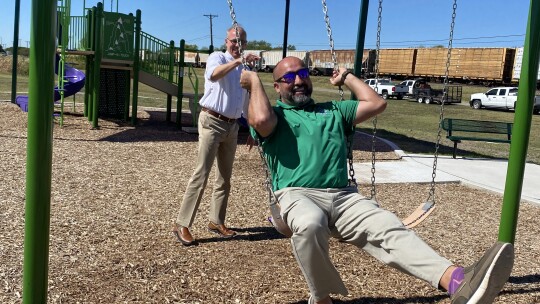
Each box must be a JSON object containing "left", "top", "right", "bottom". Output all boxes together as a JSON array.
[
  {"left": 187, "top": 35, "right": 211, "bottom": 43},
  {"left": 381, "top": 34, "right": 525, "bottom": 45},
  {"left": 282, "top": 33, "right": 527, "bottom": 50}
]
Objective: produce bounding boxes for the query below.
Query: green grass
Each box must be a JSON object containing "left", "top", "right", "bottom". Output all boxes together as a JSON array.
[{"left": 2, "top": 70, "right": 539, "bottom": 164}]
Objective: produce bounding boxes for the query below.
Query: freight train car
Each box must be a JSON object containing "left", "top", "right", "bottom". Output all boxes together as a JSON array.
[
  {"left": 174, "top": 46, "right": 527, "bottom": 86},
  {"left": 512, "top": 47, "right": 540, "bottom": 83},
  {"left": 414, "top": 47, "right": 515, "bottom": 84},
  {"left": 377, "top": 48, "right": 416, "bottom": 76},
  {"left": 183, "top": 51, "right": 200, "bottom": 67},
  {"left": 260, "top": 50, "right": 308, "bottom": 72},
  {"left": 174, "top": 50, "right": 210, "bottom": 68},
  {"left": 308, "top": 49, "right": 374, "bottom": 76},
  {"left": 242, "top": 50, "right": 263, "bottom": 71}
]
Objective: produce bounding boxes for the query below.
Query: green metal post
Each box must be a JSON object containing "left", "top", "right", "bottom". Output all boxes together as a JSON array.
[
  {"left": 22, "top": 0, "right": 57, "bottom": 302},
  {"left": 352, "top": 0, "right": 369, "bottom": 100},
  {"left": 131, "top": 9, "right": 141, "bottom": 125},
  {"left": 11, "top": 0, "right": 21, "bottom": 103},
  {"left": 87, "top": 7, "right": 96, "bottom": 121},
  {"left": 166, "top": 40, "right": 175, "bottom": 122},
  {"left": 124, "top": 69, "right": 131, "bottom": 121},
  {"left": 83, "top": 9, "right": 92, "bottom": 117},
  {"left": 58, "top": 0, "right": 71, "bottom": 127},
  {"left": 84, "top": 56, "right": 90, "bottom": 117},
  {"left": 176, "top": 39, "right": 185, "bottom": 128},
  {"left": 88, "top": 5, "right": 95, "bottom": 51},
  {"left": 91, "top": 3, "right": 103, "bottom": 129},
  {"left": 498, "top": 0, "right": 540, "bottom": 243}
]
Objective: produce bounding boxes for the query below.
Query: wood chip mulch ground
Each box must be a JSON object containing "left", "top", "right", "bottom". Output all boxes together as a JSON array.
[{"left": 1, "top": 102, "right": 539, "bottom": 303}]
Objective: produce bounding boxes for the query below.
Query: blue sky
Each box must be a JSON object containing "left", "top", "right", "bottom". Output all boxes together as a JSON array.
[{"left": 0, "top": 0, "right": 533, "bottom": 50}]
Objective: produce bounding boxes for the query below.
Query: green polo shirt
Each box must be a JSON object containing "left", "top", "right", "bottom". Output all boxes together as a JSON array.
[{"left": 251, "top": 99, "right": 359, "bottom": 191}]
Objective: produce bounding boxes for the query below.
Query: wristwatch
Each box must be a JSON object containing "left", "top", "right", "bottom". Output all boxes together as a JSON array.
[{"left": 341, "top": 71, "right": 352, "bottom": 84}]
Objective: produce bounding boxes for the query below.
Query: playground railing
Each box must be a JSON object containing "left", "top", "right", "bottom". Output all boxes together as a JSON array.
[
  {"left": 68, "top": 16, "right": 90, "bottom": 51},
  {"left": 186, "top": 65, "right": 200, "bottom": 126},
  {"left": 139, "top": 31, "right": 175, "bottom": 82}
]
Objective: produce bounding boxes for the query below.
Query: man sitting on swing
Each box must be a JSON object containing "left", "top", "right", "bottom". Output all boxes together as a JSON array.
[{"left": 239, "top": 56, "right": 514, "bottom": 304}]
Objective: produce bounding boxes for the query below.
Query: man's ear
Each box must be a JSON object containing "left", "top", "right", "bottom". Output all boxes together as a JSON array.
[{"left": 274, "top": 82, "right": 280, "bottom": 93}]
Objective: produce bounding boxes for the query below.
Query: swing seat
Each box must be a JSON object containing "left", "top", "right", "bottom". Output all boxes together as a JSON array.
[
  {"left": 402, "top": 201, "right": 435, "bottom": 229},
  {"left": 269, "top": 202, "right": 293, "bottom": 238}
]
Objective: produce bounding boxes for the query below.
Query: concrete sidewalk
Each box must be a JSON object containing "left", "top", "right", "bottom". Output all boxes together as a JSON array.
[{"left": 353, "top": 143, "right": 540, "bottom": 206}]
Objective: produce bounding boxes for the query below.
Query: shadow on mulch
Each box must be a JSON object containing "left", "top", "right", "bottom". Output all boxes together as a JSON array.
[
  {"left": 501, "top": 273, "right": 540, "bottom": 295},
  {"left": 290, "top": 294, "right": 447, "bottom": 304},
  {"left": 193, "top": 226, "right": 285, "bottom": 245},
  {"left": 172, "top": 226, "right": 285, "bottom": 247},
  {"left": 96, "top": 109, "right": 398, "bottom": 154},
  {"left": 509, "top": 273, "right": 540, "bottom": 284},
  {"left": 502, "top": 274, "right": 540, "bottom": 297},
  {"left": 287, "top": 275, "right": 540, "bottom": 304},
  {"left": 98, "top": 110, "right": 200, "bottom": 143}
]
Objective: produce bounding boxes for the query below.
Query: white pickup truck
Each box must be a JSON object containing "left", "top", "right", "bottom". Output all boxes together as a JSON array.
[
  {"left": 364, "top": 78, "right": 408, "bottom": 100},
  {"left": 470, "top": 87, "right": 540, "bottom": 114}
]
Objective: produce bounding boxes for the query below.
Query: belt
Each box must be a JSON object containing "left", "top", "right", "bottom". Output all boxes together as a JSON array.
[{"left": 201, "top": 107, "right": 236, "bottom": 123}]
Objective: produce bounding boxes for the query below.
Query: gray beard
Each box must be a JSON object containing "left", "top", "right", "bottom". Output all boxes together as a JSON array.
[{"left": 282, "top": 94, "right": 311, "bottom": 107}]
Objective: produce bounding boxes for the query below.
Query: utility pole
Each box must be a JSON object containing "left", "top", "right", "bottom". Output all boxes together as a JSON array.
[
  {"left": 11, "top": 0, "right": 21, "bottom": 103},
  {"left": 203, "top": 14, "right": 218, "bottom": 48},
  {"left": 282, "top": 0, "right": 290, "bottom": 59}
]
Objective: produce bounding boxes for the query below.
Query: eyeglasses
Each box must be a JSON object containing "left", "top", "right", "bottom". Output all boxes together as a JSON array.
[
  {"left": 227, "top": 38, "right": 247, "bottom": 45},
  {"left": 275, "top": 68, "right": 310, "bottom": 83}
]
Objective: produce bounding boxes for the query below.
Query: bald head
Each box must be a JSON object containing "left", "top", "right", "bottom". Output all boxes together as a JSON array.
[
  {"left": 273, "top": 56, "right": 306, "bottom": 81},
  {"left": 272, "top": 56, "right": 313, "bottom": 107}
]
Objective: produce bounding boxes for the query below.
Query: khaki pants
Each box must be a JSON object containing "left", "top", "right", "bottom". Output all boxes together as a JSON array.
[
  {"left": 275, "top": 186, "right": 452, "bottom": 301},
  {"left": 176, "top": 111, "right": 239, "bottom": 227}
]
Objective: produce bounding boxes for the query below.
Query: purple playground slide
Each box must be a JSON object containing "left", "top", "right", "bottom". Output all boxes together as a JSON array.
[{"left": 15, "top": 54, "right": 86, "bottom": 112}]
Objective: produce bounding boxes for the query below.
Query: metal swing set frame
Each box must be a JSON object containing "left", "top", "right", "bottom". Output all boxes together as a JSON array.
[{"left": 20, "top": 0, "right": 539, "bottom": 300}]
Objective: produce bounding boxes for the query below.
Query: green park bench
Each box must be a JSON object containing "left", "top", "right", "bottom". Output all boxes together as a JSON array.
[{"left": 441, "top": 118, "right": 513, "bottom": 159}]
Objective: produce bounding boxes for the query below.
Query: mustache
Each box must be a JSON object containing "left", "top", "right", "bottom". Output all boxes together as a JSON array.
[{"left": 292, "top": 84, "right": 308, "bottom": 92}]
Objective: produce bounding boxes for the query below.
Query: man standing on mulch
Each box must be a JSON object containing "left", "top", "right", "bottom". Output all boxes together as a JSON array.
[
  {"left": 172, "top": 25, "right": 259, "bottom": 246},
  {"left": 239, "top": 56, "right": 514, "bottom": 304}
]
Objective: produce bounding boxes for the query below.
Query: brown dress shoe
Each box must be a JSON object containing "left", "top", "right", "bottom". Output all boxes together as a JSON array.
[
  {"left": 208, "top": 222, "right": 236, "bottom": 238},
  {"left": 172, "top": 224, "right": 195, "bottom": 246}
]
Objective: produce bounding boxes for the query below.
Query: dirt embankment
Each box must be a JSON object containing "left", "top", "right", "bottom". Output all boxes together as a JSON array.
[{"left": 0, "top": 56, "right": 29, "bottom": 74}]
